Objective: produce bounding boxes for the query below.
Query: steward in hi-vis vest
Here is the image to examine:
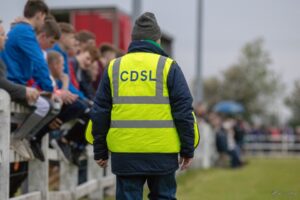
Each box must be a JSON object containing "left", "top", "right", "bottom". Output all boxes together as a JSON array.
[
  {"left": 86, "top": 53, "right": 199, "bottom": 152},
  {"left": 90, "top": 12, "right": 199, "bottom": 200}
]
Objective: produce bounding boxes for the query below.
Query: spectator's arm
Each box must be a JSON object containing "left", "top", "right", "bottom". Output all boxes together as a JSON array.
[
  {"left": 60, "top": 73, "right": 69, "bottom": 90},
  {"left": 69, "top": 83, "right": 86, "bottom": 99},
  {"left": 167, "top": 61, "right": 195, "bottom": 158},
  {"left": 0, "top": 59, "right": 26, "bottom": 101},
  {"left": 17, "top": 28, "right": 53, "bottom": 92},
  {"left": 90, "top": 67, "right": 112, "bottom": 160}
]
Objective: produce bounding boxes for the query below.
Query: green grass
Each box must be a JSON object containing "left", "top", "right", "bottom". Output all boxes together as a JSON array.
[{"left": 105, "top": 157, "right": 300, "bottom": 200}]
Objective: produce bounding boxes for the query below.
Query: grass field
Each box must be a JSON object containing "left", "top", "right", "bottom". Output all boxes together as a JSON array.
[{"left": 104, "top": 157, "right": 300, "bottom": 200}]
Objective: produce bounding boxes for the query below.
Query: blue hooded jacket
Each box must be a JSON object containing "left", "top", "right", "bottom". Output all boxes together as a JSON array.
[
  {"left": 91, "top": 40, "right": 195, "bottom": 175},
  {"left": 1, "top": 22, "right": 53, "bottom": 92}
]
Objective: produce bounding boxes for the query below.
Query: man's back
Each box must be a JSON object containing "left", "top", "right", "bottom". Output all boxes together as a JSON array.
[{"left": 91, "top": 12, "right": 198, "bottom": 200}]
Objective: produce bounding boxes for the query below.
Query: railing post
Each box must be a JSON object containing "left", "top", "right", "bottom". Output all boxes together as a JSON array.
[
  {"left": 0, "top": 90, "right": 11, "bottom": 200},
  {"left": 87, "top": 145, "right": 104, "bottom": 200},
  {"left": 28, "top": 135, "right": 50, "bottom": 200},
  {"left": 60, "top": 159, "right": 78, "bottom": 199}
]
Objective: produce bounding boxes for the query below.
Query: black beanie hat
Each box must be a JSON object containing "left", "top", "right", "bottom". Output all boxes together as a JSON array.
[{"left": 131, "top": 12, "right": 161, "bottom": 41}]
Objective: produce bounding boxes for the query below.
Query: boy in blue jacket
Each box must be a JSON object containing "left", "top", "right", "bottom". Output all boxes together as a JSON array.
[{"left": 1, "top": 0, "right": 54, "bottom": 160}]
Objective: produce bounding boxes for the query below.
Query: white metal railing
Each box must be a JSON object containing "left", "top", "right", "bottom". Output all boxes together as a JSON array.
[{"left": 244, "top": 134, "right": 300, "bottom": 156}]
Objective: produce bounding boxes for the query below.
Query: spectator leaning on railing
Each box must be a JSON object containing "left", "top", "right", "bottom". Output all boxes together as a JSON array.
[
  {"left": 69, "top": 45, "right": 100, "bottom": 100},
  {"left": 1, "top": 0, "right": 53, "bottom": 92},
  {"left": 0, "top": 0, "right": 56, "bottom": 160},
  {"left": 92, "top": 43, "right": 117, "bottom": 90},
  {"left": 0, "top": 19, "right": 39, "bottom": 104},
  {"left": 50, "top": 22, "right": 86, "bottom": 99}
]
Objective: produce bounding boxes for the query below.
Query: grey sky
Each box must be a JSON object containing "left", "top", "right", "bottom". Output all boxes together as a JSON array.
[{"left": 1, "top": 0, "right": 299, "bottom": 89}]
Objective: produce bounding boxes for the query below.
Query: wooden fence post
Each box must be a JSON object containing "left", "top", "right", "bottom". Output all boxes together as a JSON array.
[
  {"left": 87, "top": 145, "right": 104, "bottom": 200},
  {"left": 28, "top": 135, "right": 49, "bottom": 200},
  {"left": 60, "top": 160, "right": 78, "bottom": 199},
  {"left": 0, "top": 90, "right": 11, "bottom": 200}
]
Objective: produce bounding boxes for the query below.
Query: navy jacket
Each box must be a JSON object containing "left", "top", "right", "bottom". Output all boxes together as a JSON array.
[{"left": 91, "top": 41, "right": 195, "bottom": 175}]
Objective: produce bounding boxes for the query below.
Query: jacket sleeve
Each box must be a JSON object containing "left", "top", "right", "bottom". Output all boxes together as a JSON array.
[
  {"left": 90, "top": 67, "right": 112, "bottom": 160},
  {"left": 0, "top": 59, "right": 26, "bottom": 102},
  {"left": 17, "top": 28, "right": 53, "bottom": 92},
  {"left": 69, "top": 82, "right": 86, "bottom": 99},
  {"left": 167, "top": 61, "right": 195, "bottom": 158}
]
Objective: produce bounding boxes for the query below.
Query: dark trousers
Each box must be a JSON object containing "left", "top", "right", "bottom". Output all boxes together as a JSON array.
[
  {"left": 116, "top": 172, "right": 177, "bottom": 200},
  {"left": 34, "top": 99, "right": 88, "bottom": 141},
  {"left": 228, "top": 148, "right": 242, "bottom": 168}
]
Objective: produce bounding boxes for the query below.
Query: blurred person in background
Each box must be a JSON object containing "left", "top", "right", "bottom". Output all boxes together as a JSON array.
[
  {"left": 223, "top": 118, "right": 242, "bottom": 168},
  {"left": 209, "top": 113, "right": 229, "bottom": 167},
  {"left": 88, "top": 60, "right": 100, "bottom": 83},
  {"left": 37, "top": 19, "right": 70, "bottom": 90},
  {"left": 50, "top": 22, "right": 86, "bottom": 99},
  {"left": 92, "top": 43, "right": 117, "bottom": 90},
  {"left": 194, "top": 103, "right": 216, "bottom": 169},
  {"left": 37, "top": 19, "right": 60, "bottom": 53},
  {"left": 99, "top": 43, "right": 118, "bottom": 66},
  {"left": 76, "top": 30, "right": 96, "bottom": 53},
  {"left": 233, "top": 116, "right": 246, "bottom": 151},
  {"left": 69, "top": 45, "right": 99, "bottom": 100}
]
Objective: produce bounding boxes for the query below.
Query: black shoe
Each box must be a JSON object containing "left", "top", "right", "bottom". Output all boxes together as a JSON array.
[
  {"left": 30, "top": 139, "right": 45, "bottom": 161},
  {"left": 71, "top": 146, "right": 83, "bottom": 167},
  {"left": 72, "top": 149, "right": 81, "bottom": 167},
  {"left": 51, "top": 139, "right": 72, "bottom": 163}
]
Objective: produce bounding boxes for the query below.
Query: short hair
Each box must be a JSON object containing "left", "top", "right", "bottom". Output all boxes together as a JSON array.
[
  {"left": 76, "top": 30, "right": 96, "bottom": 43},
  {"left": 24, "top": 0, "right": 49, "bottom": 18},
  {"left": 47, "top": 50, "right": 62, "bottom": 65},
  {"left": 37, "top": 20, "right": 61, "bottom": 40},
  {"left": 58, "top": 22, "right": 75, "bottom": 34},
  {"left": 99, "top": 43, "right": 117, "bottom": 55},
  {"left": 82, "top": 45, "right": 100, "bottom": 62}
]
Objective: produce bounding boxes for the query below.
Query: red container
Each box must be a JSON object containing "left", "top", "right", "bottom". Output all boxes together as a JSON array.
[{"left": 53, "top": 7, "right": 132, "bottom": 52}]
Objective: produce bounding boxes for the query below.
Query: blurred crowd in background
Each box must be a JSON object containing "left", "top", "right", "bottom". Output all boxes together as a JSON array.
[{"left": 194, "top": 102, "right": 300, "bottom": 170}]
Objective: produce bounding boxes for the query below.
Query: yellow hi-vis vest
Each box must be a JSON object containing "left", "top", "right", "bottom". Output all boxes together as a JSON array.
[{"left": 85, "top": 52, "right": 200, "bottom": 153}]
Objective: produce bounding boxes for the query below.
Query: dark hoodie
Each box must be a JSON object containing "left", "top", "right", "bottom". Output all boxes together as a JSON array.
[{"left": 91, "top": 41, "right": 195, "bottom": 175}]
